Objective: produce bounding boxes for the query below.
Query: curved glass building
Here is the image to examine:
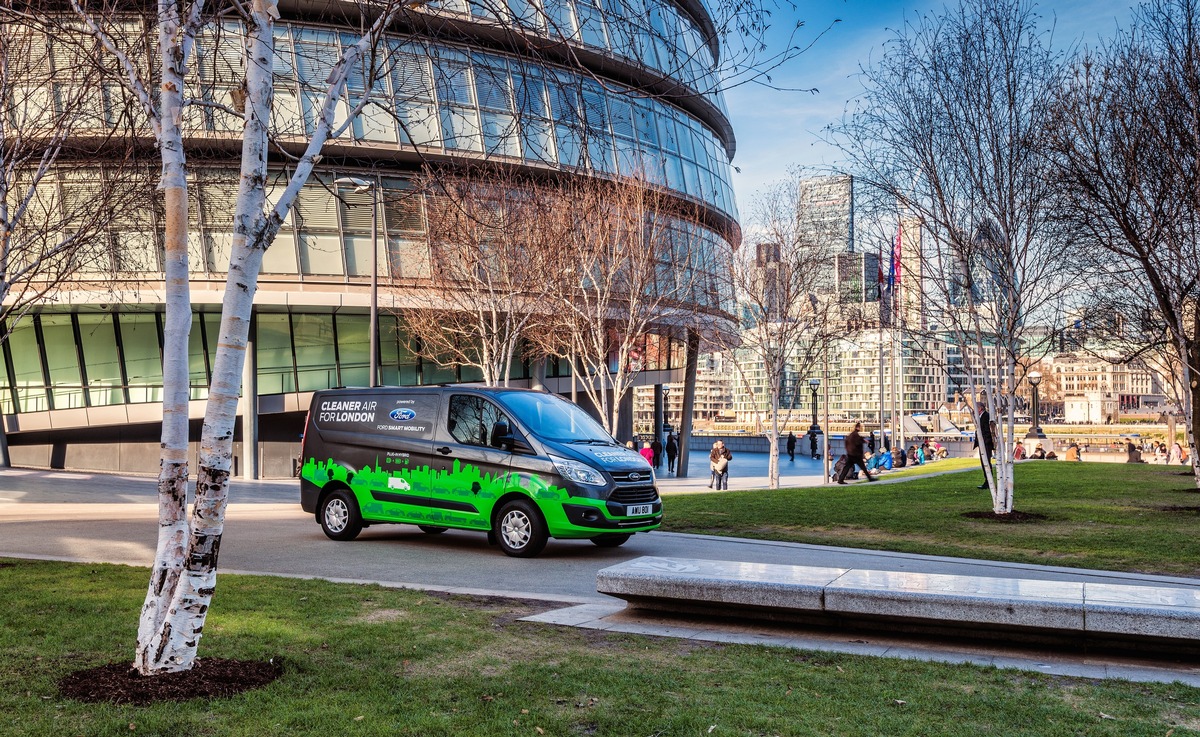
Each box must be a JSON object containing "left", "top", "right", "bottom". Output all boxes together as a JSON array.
[{"left": 1, "top": 1, "right": 738, "bottom": 476}]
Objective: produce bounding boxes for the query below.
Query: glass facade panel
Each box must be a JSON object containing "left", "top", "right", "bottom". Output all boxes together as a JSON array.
[
  {"left": 262, "top": 231, "right": 300, "bottom": 274},
  {"left": 292, "top": 313, "right": 337, "bottom": 391},
  {"left": 120, "top": 313, "right": 162, "bottom": 404},
  {"left": 379, "top": 316, "right": 420, "bottom": 386},
  {"left": 8, "top": 319, "right": 48, "bottom": 412},
  {"left": 78, "top": 313, "right": 124, "bottom": 406},
  {"left": 189, "top": 314, "right": 209, "bottom": 400},
  {"left": 41, "top": 315, "right": 85, "bottom": 409},
  {"left": 256, "top": 313, "right": 296, "bottom": 394},
  {"left": 344, "top": 234, "right": 377, "bottom": 277},
  {"left": 335, "top": 313, "right": 371, "bottom": 387},
  {"left": 299, "top": 232, "right": 345, "bottom": 275}
]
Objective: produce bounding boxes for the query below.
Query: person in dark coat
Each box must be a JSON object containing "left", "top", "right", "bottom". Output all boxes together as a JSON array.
[
  {"left": 974, "top": 401, "right": 995, "bottom": 489},
  {"left": 809, "top": 431, "right": 819, "bottom": 459},
  {"left": 665, "top": 433, "right": 678, "bottom": 474},
  {"left": 651, "top": 437, "right": 663, "bottom": 470},
  {"left": 868, "top": 431, "right": 876, "bottom": 454},
  {"left": 786, "top": 432, "right": 797, "bottom": 461},
  {"left": 837, "top": 422, "right": 875, "bottom": 484}
]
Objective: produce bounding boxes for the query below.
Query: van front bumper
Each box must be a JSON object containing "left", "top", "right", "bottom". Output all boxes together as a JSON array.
[{"left": 557, "top": 502, "right": 662, "bottom": 535}]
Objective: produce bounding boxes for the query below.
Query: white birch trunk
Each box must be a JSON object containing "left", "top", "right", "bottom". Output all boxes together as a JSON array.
[
  {"left": 134, "top": 0, "right": 198, "bottom": 675},
  {"left": 768, "top": 382, "right": 780, "bottom": 489}
]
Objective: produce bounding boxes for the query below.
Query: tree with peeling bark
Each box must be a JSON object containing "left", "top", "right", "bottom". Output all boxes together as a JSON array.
[
  {"left": 713, "top": 173, "right": 839, "bottom": 489},
  {"left": 1048, "top": 0, "right": 1200, "bottom": 488},
  {"left": 398, "top": 169, "right": 559, "bottom": 386},
  {"left": 69, "top": 0, "right": 425, "bottom": 675},
  {"left": 833, "top": 0, "right": 1076, "bottom": 513}
]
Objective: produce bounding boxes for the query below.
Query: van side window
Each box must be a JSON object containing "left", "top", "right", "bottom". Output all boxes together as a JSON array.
[{"left": 448, "top": 395, "right": 511, "bottom": 447}]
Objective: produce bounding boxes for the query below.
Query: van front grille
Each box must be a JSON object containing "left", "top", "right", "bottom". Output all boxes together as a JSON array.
[{"left": 609, "top": 486, "right": 658, "bottom": 505}]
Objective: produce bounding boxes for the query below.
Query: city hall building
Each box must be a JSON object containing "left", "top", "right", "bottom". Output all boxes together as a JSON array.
[{"left": 0, "top": 0, "right": 738, "bottom": 476}]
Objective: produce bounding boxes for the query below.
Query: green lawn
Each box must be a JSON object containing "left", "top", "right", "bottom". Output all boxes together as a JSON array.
[
  {"left": 663, "top": 462, "right": 1200, "bottom": 577},
  {"left": 4, "top": 559, "right": 1200, "bottom": 736}
]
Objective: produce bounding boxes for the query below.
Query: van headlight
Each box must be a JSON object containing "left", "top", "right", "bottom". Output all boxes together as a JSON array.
[{"left": 551, "top": 457, "right": 607, "bottom": 487}]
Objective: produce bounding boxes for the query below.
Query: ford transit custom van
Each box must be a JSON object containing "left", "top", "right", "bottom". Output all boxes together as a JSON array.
[{"left": 299, "top": 386, "right": 662, "bottom": 557}]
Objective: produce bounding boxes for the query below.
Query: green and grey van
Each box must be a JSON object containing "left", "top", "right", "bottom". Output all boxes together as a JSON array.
[{"left": 299, "top": 386, "right": 662, "bottom": 557}]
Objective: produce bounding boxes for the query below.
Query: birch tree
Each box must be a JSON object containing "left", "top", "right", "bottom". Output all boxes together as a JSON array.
[
  {"left": 833, "top": 0, "right": 1075, "bottom": 513},
  {"left": 715, "top": 173, "right": 838, "bottom": 489},
  {"left": 71, "top": 0, "right": 422, "bottom": 674},
  {"left": 1048, "top": 0, "right": 1200, "bottom": 487}
]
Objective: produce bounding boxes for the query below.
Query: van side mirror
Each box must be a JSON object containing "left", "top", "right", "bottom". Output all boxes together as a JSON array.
[{"left": 490, "top": 421, "right": 513, "bottom": 450}]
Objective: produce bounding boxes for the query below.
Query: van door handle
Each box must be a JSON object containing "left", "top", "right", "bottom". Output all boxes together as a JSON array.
[{"left": 436, "top": 447, "right": 451, "bottom": 455}]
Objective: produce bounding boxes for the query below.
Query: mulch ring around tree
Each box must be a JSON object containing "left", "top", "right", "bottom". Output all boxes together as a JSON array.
[
  {"left": 960, "top": 510, "right": 1048, "bottom": 523},
  {"left": 58, "top": 658, "right": 283, "bottom": 705}
]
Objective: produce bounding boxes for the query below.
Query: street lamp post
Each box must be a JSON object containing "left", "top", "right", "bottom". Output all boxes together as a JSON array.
[
  {"left": 808, "top": 377, "right": 822, "bottom": 437},
  {"left": 1026, "top": 371, "right": 1046, "bottom": 439},
  {"left": 335, "top": 176, "right": 379, "bottom": 388}
]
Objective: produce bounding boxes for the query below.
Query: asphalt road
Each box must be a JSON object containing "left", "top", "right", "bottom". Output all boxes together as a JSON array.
[{"left": 4, "top": 468, "right": 1199, "bottom": 604}]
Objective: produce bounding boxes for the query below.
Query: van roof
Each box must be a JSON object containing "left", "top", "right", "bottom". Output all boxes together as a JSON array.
[{"left": 313, "top": 385, "right": 546, "bottom": 396}]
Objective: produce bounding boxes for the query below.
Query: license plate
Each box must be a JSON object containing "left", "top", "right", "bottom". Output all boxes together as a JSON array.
[{"left": 626, "top": 504, "right": 653, "bottom": 516}]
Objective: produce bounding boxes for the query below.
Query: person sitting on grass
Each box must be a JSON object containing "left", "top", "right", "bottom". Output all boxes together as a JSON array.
[{"left": 1031, "top": 443, "right": 1046, "bottom": 460}]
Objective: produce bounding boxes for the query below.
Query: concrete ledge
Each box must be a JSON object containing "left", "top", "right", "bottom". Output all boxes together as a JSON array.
[{"left": 597, "top": 557, "right": 1200, "bottom": 655}]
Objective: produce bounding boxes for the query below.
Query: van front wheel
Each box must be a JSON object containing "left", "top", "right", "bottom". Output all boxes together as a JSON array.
[
  {"left": 495, "top": 499, "right": 548, "bottom": 558},
  {"left": 320, "top": 490, "right": 363, "bottom": 541}
]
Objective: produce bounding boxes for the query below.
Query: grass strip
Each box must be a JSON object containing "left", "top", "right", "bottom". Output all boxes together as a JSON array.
[
  {"left": 662, "top": 462, "right": 1200, "bottom": 577},
  {"left": 3, "top": 559, "right": 1200, "bottom": 736}
]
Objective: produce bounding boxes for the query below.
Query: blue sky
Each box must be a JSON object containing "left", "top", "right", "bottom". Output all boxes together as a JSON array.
[{"left": 724, "top": 0, "right": 1138, "bottom": 216}]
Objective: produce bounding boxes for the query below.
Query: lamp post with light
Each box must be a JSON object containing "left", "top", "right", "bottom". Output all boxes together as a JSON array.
[
  {"left": 335, "top": 176, "right": 379, "bottom": 387},
  {"left": 1026, "top": 371, "right": 1046, "bottom": 439}
]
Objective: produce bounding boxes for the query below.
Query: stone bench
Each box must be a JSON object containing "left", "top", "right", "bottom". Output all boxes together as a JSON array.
[{"left": 596, "top": 557, "right": 1200, "bottom": 655}]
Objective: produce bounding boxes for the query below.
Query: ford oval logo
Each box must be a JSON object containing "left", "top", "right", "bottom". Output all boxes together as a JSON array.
[
  {"left": 389, "top": 408, "right": 416, "bottom": 421},
  {"left": 629, "top": 472, "right": 641, "bottom": 481}
]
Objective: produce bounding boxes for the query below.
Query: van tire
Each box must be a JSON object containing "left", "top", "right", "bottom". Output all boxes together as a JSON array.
[
  {"left": 418, "top": 525, "right": 447, "bottom": 534},
  {"left": 495, "top": 499, "right": 548, "bottom": 558},
  {"left": 590, "top": 533, "right": 631, "bottom": 548},
  {"left": 320, "top": 490, "right": 363, "bottom": 541}
]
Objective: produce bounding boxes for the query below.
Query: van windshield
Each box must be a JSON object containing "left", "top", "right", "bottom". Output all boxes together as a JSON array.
[{"left": 496, "top": 392, "right": 615, "bottom": 444}]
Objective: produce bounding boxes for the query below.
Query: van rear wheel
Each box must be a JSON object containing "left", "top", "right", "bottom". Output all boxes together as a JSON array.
[
  {"left": 418, "top": 525, "right": 447, "bottom": 534},
  {"left": 320, "top": 490, "right": 363, "bottom": 541},
  {"left": 591, "top": 533, "right": 631, "bottom": 548},
  {"left": 495, "top": 499, "right": 548, "bottom": 558}
]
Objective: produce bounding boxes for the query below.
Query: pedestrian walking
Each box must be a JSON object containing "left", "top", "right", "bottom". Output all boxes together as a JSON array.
[
  {"left": 786, "top": 432, "right": 796, "bottom": 462},
  {"left": 665, "top": 433, "right": 678, "bottom": 474},
  {"left": 639, "top": 441, "right": 654, "bottom": 464},
  {"left": 868, "top": 431, "right": 876, "bottom": 454},
  {"left": 809, "top": 431, "right": 819, "bottom": 459},
  {"left": 709, "top": 440, "right": 732, "bottom": 490},
  {"left": 836, "top": 422, "right": 875, "bottom": 484},
  {"left": 651, "top": 437, "right": 663, "bottom": 470}
]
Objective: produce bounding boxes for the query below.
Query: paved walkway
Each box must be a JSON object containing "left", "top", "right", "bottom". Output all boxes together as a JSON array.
[{"left": 654, "top": 450, "right": 972, "bottom": 493}]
